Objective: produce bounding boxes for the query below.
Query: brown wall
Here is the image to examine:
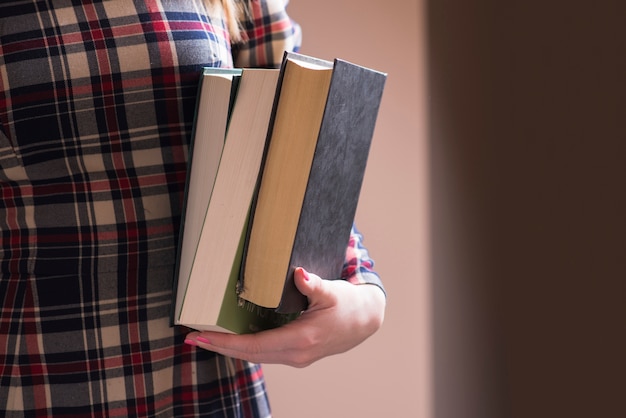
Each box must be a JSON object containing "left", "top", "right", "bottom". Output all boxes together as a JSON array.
[
  {"left": 428, "top": 1, "right": 625, "bottom": 417},
  {"left": 263, "top": 0, "right": 429, "bottom": 417}
]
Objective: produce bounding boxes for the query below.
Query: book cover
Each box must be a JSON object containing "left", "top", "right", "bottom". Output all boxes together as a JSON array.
[
  {"left": 173, "top": 68, "right": 285, "bottom": 332},
  {"left": 240, "top": 53, "right": 387, "bottom": 313}
]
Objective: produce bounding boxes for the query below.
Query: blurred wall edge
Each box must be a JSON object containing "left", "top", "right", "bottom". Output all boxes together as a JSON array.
[{"left": 428, "top": 1, "right": 625, "bottom": 417}]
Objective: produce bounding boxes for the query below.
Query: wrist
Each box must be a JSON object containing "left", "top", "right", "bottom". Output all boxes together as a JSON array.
[{"left": 356, "top": 283, "right": 386, "bottom": 333}]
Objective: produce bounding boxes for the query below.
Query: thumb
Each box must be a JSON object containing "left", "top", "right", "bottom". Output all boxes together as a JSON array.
[
  {"left": 293, "top": 267, "right": 324, "bottom": 304},
  {"left": 293, "top": 267, "right": 339, "bottom": 311},
  {"left": 294, "top": 267, "right": 335, "bottom": 304},
  {"left": 293, "top": 267, "right": 320, "bottom": 298}
]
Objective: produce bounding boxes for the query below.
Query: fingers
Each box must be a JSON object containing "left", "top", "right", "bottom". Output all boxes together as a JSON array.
[
  {"left": 185, "top": 322, "right": 317, "bottom": 367},
  {"left": 185, "top": 330, "right": 271, "bottom": 363}
]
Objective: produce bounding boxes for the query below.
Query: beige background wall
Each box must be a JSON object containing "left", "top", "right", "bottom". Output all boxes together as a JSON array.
[{"left": 263, "top": 1, "right": 429, "bottom": 417}]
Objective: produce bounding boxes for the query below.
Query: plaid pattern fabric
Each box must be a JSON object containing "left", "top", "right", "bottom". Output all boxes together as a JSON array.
[
  {"left": 342, "top": 225, "right": 384, "bottom": 293},
  {"left": 0, "top": 0, "right": 380, "bottom": 416}
]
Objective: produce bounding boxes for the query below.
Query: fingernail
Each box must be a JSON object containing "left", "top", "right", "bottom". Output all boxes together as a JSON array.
[
  {"left": 300, "top": 268, "right": 310, "bottom": 281},
  {"left": 196, "top": 336, "right": 210, "bottom": 344},
  {"left": 184, "top": 338, "right": 197, "bottom": 346}
]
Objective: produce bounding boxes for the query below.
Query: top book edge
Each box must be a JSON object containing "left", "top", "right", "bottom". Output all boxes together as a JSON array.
[
  {"left": 333, "top": 58, "right": 388, "bottom": 78},
  {"left": 202, "top": 67, "right": 243, "bottom": 76},
  {"left": 283, "top": 51, "right": 333, "bottom": 69}
]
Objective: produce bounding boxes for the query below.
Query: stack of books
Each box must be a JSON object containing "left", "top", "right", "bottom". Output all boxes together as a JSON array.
[{"left": 172, "top": 52, "right": 387, "bottom": 334}]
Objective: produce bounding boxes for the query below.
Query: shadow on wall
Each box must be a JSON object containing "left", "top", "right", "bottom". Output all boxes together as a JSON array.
[{"left": 427, "top": 1, "right": 625, "bottom": 417}]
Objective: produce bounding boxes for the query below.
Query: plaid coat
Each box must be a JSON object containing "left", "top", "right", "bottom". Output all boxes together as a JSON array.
[{"left": 0, "top": 1, "right": 382, "bottom": 417}]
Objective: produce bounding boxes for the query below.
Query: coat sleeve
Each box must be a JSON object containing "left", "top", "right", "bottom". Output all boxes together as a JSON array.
[{"left": 341, "top": 224, "right": 386, "bottom": 296}]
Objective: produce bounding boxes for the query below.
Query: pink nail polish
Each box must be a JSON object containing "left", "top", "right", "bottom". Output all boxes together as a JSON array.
[
  {"left": 196, "top": 336, "right": 210, "bottom": 344},
  {"left": 184, "top": 339, "right": 197, "bottom": 346},
  {"left": 301, "top": 268, "right": 310, "bottom": 281}
]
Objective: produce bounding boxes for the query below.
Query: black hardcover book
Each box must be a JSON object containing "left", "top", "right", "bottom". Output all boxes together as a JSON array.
[{"left": 279, "top": 57, "right": 387, "bottom": 313}]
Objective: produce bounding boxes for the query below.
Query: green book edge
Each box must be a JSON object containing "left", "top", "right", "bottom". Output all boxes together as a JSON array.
[{"left": 215, "top": 213, "right": 300, "bottom": 334}]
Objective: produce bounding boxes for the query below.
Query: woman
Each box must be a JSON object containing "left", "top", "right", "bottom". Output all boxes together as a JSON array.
[{"left": 0, "top": 1, "right": 386, "bottom": 416}]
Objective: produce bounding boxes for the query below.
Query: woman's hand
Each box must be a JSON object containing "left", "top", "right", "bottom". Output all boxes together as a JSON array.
[{"left": 185, "top": 267, "right": 386, "bottom": 367}]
